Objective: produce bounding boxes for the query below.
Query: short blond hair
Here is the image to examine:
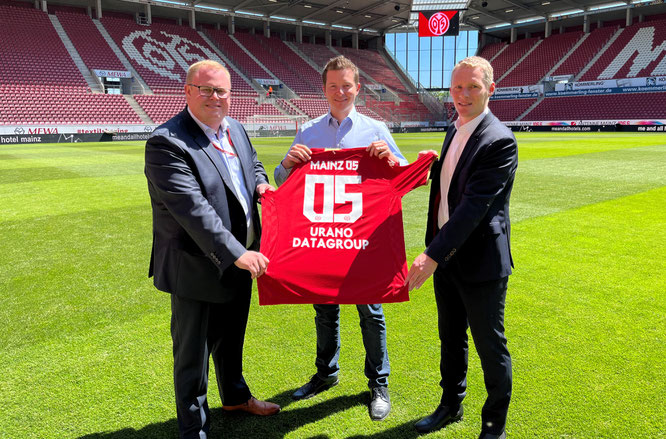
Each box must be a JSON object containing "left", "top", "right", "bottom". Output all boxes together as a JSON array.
[
  {"left": 322, "top": 55, "right": 359, "bottom": 86},
  {"left": 452, "top": 56, "right": 494, "bottom": 88},
  {"left": 186, "top": 60, "right": 229, "bottom": 84}
]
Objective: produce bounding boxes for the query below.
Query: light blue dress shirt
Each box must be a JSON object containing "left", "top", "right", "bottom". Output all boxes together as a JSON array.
[
  {"left": 274, "top": 107, "right": 407, "bottom": 186},
  {"left": 188, "top": 109, "right": 254, "bottom": 247}
]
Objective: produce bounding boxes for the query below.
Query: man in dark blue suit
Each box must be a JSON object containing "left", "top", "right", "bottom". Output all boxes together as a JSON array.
[
  {"left": 406, "top": 56, "right": 517, "bottom": 439},
  {"left": 145, "top": 60, "right": 279, "bottom": 439}
]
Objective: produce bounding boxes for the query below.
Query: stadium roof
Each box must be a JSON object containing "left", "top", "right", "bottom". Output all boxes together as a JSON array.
[
  {"left": 408, "top": 0, "right": 666, "bottom": 39},
  {"left": 44, "top": 0, "right": 665, "bottom": 41},
  {"left": 93, "top": 0, "right": 413, "bottom": 39}
]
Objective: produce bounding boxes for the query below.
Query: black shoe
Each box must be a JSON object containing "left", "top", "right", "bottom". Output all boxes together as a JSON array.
[
  {"left": 414, "top": 404, "right": 463, "bottom": 434},
  {"left": 369, "top": 386, "right": 391, "bottom": 421},
  {"left": 291, "top": 375, "right": 339, "bottom": 400},
  {"left": 479, "top": 431, "right": 506, "bottom": 439}
]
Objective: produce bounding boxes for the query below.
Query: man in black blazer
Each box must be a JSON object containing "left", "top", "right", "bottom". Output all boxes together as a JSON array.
[
  {"left": 405, "top": 56, "right": 517, "bottom": 439},
  {"left": 145, "top": 60, "right": 279, "bottom": 439}
]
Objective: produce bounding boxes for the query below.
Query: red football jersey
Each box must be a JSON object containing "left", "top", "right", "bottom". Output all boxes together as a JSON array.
[{"left": 258, "top": 148, "right": 437, "bottom": 305}]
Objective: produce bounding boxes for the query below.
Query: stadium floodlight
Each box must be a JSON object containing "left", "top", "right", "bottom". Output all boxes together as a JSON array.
[
  {"left": 332, "top": 24, "right": 353, "bottom": 29},
  {"left": 549, "top": 8, "right": 584, "bottom": 18},
  {"left": 195, "top": 4, "right": 229, "bottom": 11},
  {"left": 515, "top": 16, "right": 544, "bottom": 24},
  {"left": 152, "top": 0, "right": 187, "bottom": 5},
  {"left": 303, "top": 19, "right": 326, "bottom": 26},
  {"left": 236, "top": 10, "right": 265, "bottom": 17},
  {"left": 272, "top": 15, "right": 297, "bottom": 21},
  {"left": 485, "top": 22, "right": 511, "bottom": 29},
  {"left": 588, "top": 2, "right": 626, "bottom": 11}
]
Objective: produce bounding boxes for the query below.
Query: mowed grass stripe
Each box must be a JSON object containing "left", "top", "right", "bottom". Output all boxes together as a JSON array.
[{"left": 507, "top": 186, "right": 666, "bottom": 438}]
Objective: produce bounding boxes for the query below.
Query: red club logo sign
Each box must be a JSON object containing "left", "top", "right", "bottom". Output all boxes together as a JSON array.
[
  {"left": 428, "top": 12, "right": 450, "bottom": 36},
  {"left": 418, "top": 10, "right": 459, "bottom": 37}
]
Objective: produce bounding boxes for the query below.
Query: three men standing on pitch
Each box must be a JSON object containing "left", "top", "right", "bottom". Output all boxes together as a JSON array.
[{"left": 145, "top": 54, "right": 516, "bottom": 438}]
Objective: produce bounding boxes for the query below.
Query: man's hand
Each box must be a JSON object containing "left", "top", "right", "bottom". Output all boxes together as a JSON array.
[
  {"left": 234, "top": 251, "right": 269, "bottom": 279},
  {"left": 418, "top": 149, "right": 439, "bottom": 159},
  {"left": 405, "top": 252, "right": 438, "bottom": 291},
  {"left": 281, "top": 144, "right": 312, "bottom": 169},
  {"left": 256, "top": 183, "right": 275, "bottom": 195},
  {"left": 367, "top": 141, "right": 399, "bottom": 166}
]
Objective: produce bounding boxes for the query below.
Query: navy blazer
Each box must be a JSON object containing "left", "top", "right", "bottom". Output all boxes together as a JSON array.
[
  {"left": 145, "top": 108, "right": 269, "bottom": 303},
  {"left": 425, "top": 111, "right": 517, "bottom": 283}
]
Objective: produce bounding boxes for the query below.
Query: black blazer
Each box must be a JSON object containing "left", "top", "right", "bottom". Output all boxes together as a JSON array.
[
  {"left": 145, "top": 108, "right": 269, "bottom": 303},
  {"left": 425, "top": 111, "right": 518, "bottom": 283}
]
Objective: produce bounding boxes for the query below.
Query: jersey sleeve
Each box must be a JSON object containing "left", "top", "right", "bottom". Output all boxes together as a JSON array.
[{"left": 391, "top": 151, "right": 438, "bottom": 197}]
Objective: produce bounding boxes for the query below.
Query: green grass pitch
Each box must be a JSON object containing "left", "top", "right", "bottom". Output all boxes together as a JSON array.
[{"left": 0, "top": 132, "right": 664, "bottom": 438}]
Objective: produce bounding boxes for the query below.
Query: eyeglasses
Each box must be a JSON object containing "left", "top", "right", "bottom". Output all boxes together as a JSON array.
[{"left": 187, "top": 84, "right": 231, "bottom": 98}]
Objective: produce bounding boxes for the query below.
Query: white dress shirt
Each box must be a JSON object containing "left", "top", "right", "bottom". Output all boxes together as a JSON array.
[{"left": 438, "top": 107, "right": 489, "bottom": 228}]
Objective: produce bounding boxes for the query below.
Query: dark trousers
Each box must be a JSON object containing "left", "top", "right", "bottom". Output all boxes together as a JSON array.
[
  {"left": 313, "top": 304, "right": 390, "bottom": 388},
  {"left": 170, "top": 293, "right": 252, "bottom": 439},
  {"left": 433, "top": 268, "right": 512, "bottom": 435}
]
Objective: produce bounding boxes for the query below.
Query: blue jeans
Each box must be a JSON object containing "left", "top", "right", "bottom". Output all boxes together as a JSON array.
[{"left": 313, "top": 303, "right": 390, "bottom": 388}]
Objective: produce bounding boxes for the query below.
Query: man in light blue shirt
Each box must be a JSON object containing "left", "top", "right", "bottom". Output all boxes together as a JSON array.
[{"left": 274, "top": 55, "right": 407, "bottom": 421}]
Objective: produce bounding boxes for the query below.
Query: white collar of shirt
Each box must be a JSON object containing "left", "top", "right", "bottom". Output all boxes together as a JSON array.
[
  {"left": 188, "top": 107, "right": 228, "bottom": 140},
  {"left": 454, "top": 107, "right": 489, "bottom": 135},
  {"left": 326, "top": 107, "right": 357, "bottom": 128}
]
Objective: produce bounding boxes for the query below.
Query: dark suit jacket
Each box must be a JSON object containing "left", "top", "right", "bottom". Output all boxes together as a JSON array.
[
  {"left": 145, "top": 108, "right": 269, "bottom": 303},
  {"left": 425, "top": 111, "right": 517, "bottom": 283}
]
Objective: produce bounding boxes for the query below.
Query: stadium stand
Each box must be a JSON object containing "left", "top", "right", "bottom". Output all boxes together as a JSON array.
[
  {"left": 202, "top": 27, "right": 269, "bottom": 96},
  {"left": 551, "top": 26, "right": 618, "bottom": 78},
  {"left": 477, "top": 41, "right": 506, "bottom": 61},
  {"left": 491, "top": 37, "right": 539, "bottom": 80},
  {"left": 580, "top": 19, "right": 666, "bottom": 80},
  {"left": 1, "top": 85, "right": 143, "bottom": 124},
  {"left": 56, "top": 9, "right": 126, "bottom": 71},
  {"left": 499, "top": 31, "right": 583, "bottom": 86},
  {"left": 233, "top": 30, "right": 321, "bottom": 97},
  {"left": 256, "top": 34, "right": 323, "bottom": 97},
  {"left": 100, "top": 12, "right": 223, "bottom": 94},
  {"left": 1, "top": 0, "right": 664, "bottom": 130},
  {"left": 0, "top": 4, "right": 88, "bottom": 87},
  {"left": 489, "top": 99, "right": 538, "bottom": 122},
  {"left": 524, "top": 92, "right": 666, "bottom": 120},
  {"left": 294, "top": 42, "right": 339, "bottom": 70}
]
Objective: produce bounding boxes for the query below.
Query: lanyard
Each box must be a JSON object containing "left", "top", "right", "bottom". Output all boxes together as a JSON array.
[{"left": 212, "top": 128, "right": 237, "bottom": 158}]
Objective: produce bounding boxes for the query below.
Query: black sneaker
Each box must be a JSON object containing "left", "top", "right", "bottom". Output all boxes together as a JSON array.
[
  {"left": 369, "top": 386, "right": 391, "bottom": 421},
  {"left": 291, "top": 375, "right": 339, "bottom": 400}
]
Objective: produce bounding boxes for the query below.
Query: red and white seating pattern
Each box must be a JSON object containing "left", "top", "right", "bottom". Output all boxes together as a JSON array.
[
  {"left": 101, "top": 13, "right": 223, "bottom": 94},
  {"left": 491, "top": 37, "right": 539, "bottom": 80},
  {"left": 56, "top": 9, "right": 126, "bottom": 71},
  {"left": 489, "top": 99, "right": 537, "bottom": 121},
  {"left": 295, "top": 42, "right": 339, "bottom": 70},
  {"left": 581, "top": 19, "right": 666, "bottom": 80},
  {"left": 0, "top": 5, "right": 87, "bottom": 88},
  {"left": 1, "top": 85, "right": 142, "bottom": 125},
  {"left": 233, "top": 31, "right": 321, "bottom": 96},
  {"left": 499, "top": 31, "right": 583, "bottom": 87},
  {"left": 478, "top": 42, "right": 506, "bottom": 61},
  {"left": 551, "top": 26, "right": 618, "bottom": 77},
  {"left": 524, "top": 92, "right": 666, "bottom": 120},
  {"left": 203, "top": 27, "right": 269, "bottom": 96}
]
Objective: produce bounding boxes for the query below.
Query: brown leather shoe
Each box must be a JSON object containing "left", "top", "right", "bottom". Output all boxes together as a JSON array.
[{"left": 223, "top": 397, "right": 280, "bottom": 416}]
